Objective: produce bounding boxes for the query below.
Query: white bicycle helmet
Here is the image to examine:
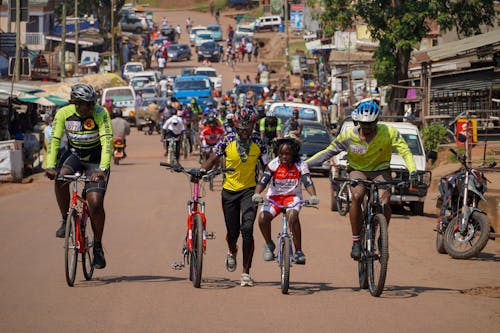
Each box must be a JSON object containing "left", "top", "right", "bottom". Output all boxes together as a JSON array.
[
  {"left": 70, "top": 83, "right": 97, "bottom": 103},
  {"left": 354, "top": 100, "right": 380, "bottom": 123}
]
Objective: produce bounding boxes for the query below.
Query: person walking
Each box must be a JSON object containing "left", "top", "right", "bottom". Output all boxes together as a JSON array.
[{"left": 201, "top": 108, "right": 268, "bottom": 287}]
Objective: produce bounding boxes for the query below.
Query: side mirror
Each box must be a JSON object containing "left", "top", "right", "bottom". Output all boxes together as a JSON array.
[{"left": 427, "top": 150, "right": 438, "bottom": 162}]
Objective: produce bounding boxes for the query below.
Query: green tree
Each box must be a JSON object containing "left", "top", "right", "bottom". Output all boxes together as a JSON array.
[{"left": 308, "top": 0, "right": 499, "bottom": 114}]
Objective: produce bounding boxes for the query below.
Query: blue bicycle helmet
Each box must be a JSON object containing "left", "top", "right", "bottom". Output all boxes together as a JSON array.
[{"left": 354, "top": 100, "right": 380, "bottom": 123}]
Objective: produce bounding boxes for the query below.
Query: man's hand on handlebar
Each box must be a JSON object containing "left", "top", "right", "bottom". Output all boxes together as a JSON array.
[{"left": 45, "top": 168, "right": 57, "bottom": 180}]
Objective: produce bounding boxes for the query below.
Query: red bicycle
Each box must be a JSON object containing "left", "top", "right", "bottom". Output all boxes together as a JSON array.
[
  {"left": 57, "top": 173, "right": 94, "bottom": 287},
  {"left": 160, "top": 162, "right": 233, "bottom": 288}
]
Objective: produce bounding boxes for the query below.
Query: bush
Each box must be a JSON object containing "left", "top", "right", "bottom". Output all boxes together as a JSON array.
[{"left": 421, "top": 124, "right": 448, "bottom": 152}]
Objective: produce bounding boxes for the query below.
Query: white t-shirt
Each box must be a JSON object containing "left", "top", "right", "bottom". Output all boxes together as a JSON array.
[
  {"left": 162, "top": 115, "right": 185, "bottom": 135},
  {"left": 159, "top": 79, "right": 168, "bottom": 92},
  {"left": 158, "top": 57, "right": 166, "bottom": 69}
]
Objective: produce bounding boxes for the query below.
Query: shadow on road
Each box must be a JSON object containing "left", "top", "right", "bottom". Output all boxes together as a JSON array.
[
  {"left": 198, "top": 277, "right": 237, "bottom": 289},
  {"left": 468, "top": 252, "right": 500, "bottom": 262},
  {"left": 86, "top": 275, "right": 186, "bottom": 286},
  {"left": 382, "top": 285, "right": 459, "bottom": 298},
  {"left": 255, "top": 280, "right": 351, "bottom": 295}
]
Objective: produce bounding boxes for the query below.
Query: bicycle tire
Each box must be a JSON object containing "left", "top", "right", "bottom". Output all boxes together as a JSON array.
[
  {"left": 444, "top": 212, "right": 490, "bottom": 259},
  {"left": 168, "top": 140, "right": 175, "bottom": 165},
  {"left": 182, "top": 135, "right": 189, "bottom": 159},
  {"left": 209, "top": 175, "right": 214, "bottom": 191},
  {"left": 64, "top": 209, "right": 78, "bottom": 287},
  {"left": 367, "top": 214, "right": 389, "bottom": 297},
  {"left": 280, "top": 236, "right": 291, "bottom": 294},
  {"left": 358, "top": 227, "right": 368, "bottom": 289},
  {"left": 81, "top": 212, "right": 94, "bottom": 281},
  {"left": 336, "top": 181, "right": 350, "bottom": 216},
  {"left": 190, "top": 214, "right": 204, "bottom": 288}
]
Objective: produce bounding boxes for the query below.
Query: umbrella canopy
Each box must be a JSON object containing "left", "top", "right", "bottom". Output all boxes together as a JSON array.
[
  {"left": 45, "top": 95, "right": 68, "bottom": 106},
  {"left": 17, "top": 92, "right": 56, "bottom": 106}
]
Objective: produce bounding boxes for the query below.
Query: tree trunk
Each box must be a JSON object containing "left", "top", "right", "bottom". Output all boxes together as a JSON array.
[{"left": 389, "top": 46, "right": 411, "bottom": 116}]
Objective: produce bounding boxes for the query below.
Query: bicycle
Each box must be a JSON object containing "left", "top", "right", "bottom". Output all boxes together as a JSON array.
[
  {"left": 336, "top": 177, "right": 408, "bottom": 297},
  {"left": 160, "top": 162, "right": 233, "bottom": 288},
  {"left": 57, "top": 173, "right": 95, "bottom": 287},
  {"left": 164, "top": 136, "right": 180, "bottom": 165},
  {"left": 260, "top": 197, "right": 316, "bottom": 294},
  {"left": 181, "top": 130, "right": 190, "bottom": 160},
  {"left": 333, "top": 166, "right": 350, "bottom": 216}
]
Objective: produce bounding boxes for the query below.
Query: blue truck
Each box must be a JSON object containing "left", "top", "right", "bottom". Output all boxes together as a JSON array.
[{"left": 172, "top": 75, "right": 214, "bottom": 106}]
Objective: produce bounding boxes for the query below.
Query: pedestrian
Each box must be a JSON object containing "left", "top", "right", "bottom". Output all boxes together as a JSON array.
[
  {"left": 209, "top": 0, "right": 215, "bottom": 16},
  {"left": 158, "top": 55, "right": 166, "bottom": 74},
  {"left": 175, "top": 24, "right": 182, "bottom": 40},
  {"left": 253, "top": 41, "right": 259, "bottom": 61},
  {"left": 245, "top": 40, "right": 253, "bottom": 62},
  {"left": 201, "top": 108, "right": 268, "bottom": 287},
  {"left": 215, "top": 9, "right": 220, "bottom": 24}
]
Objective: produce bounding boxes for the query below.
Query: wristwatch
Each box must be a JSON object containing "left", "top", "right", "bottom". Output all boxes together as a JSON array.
[{"left": 100, "top": 167, "right": 108, "bottom": 172}]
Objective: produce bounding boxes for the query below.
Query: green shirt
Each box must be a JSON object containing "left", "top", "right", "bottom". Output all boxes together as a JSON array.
[
  {"left": 307, "top": 123, "right": 416, "bottom": 173},
  {"left": 46, "top": 104, "right": 113, "bottom": 169}
]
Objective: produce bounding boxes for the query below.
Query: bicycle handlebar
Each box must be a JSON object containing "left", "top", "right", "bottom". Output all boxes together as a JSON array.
[
  {"left": 160, "top": 162, "right": 234, "bottom": 179},
  {"left": 335, "top": 178, "right": 410, "bottom": 188},
  {"left": 261, "top": 197, "right": 317, "bottom": 209},
  {"left": 56, "top": 173, "right": 90, "bottom": 182}
]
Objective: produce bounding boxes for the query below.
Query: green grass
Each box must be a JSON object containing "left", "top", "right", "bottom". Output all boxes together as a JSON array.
[
  {"left": 290, "top": 40, "right": 307, "bottom": 56},
  {"left": 192, "top": 0, "right": 228, "bottom": 12}
]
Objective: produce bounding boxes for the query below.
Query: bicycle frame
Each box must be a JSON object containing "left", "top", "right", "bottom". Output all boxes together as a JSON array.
[
  {"left": 186, "top": 177, "right": 207, "bottom": 252},
  {"left": 63, "top": 174, "right": 91, "bottom": 254}
]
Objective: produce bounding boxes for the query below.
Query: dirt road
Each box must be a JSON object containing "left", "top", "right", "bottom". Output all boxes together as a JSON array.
[{"left": 1, "top": 7, "right": 499, "bottom": 333}]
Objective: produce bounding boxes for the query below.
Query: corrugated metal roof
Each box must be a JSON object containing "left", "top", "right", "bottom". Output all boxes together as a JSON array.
[{"left": 414, "top": 29, "right": 500, "bottom": 63}]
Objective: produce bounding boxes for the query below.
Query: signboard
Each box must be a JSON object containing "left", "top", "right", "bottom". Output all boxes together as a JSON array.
[
  {"left": 290, "top": 4, "right": 304, "bottom": 31},
  {"left": 270, "top": 0, "right": 282, "bottom": 16},
  {"left": 456, "top": 117, "right": 478, "bottom": 146}
]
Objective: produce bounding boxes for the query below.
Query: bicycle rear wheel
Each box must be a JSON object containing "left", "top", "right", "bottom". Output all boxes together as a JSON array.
[
  {"left": 280, "top": 236, "right": 291, "bottom": 294},
  {"left": 182, "top": 134, "right": 189, "bottom": 159},
  {"left": 336, "top": 182, "right": 350, "bottom": 216},
  {"left": 358, "top": 227, "right": 368, "bottom": 289},
  {"left": 168, "top": 141, "right": 176, "bottom": 165},
  {"left": 81, "top": 212, "right": 94, "bottom": 281},
  {"left": 190, "top": 214, "right": 204, "bottom": 288},
  {"left": 65, "top": 209, "right": 78, "bottom": 287},
  {"left": 367, "top": 214, "right": 389, "bottom": 297}
]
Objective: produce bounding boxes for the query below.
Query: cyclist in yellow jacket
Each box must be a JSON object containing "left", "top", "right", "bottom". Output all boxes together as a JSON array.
[
  {"left": 307, "top": 100, "right": 417, "bottom": 260},
  {"left": 45, "top": 83, "right": 113, "bottom": 269}
]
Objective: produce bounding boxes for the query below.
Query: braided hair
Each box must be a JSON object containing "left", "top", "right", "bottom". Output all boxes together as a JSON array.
[{"left": 275, "top": 137, "right": 301, "bottom": 163}]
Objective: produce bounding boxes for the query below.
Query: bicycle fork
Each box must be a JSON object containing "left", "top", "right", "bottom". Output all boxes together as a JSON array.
[{"left": 277, "top": 214, "right": 293, "bottom": 265}]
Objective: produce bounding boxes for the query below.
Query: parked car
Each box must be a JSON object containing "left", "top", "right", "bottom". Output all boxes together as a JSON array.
[
  {"left": 129, "top": 77, "right": 152, "bottom": 91},
  {"left": 181, "top": 67, "right": 196, "bottom": 76},
  {"left": 189, "top": 26, "right": 207, "bottom": 46},
  {"left": 131, "top": 71, "right": 161, "bottom": 91},
  {"left": 282, "top": 119, "right": 333, "bottom": 176},
  {"left": 265, "top": 101, "right": 323, "bottom": 124},
  {"left": 194, "top": 30, "right": 214, "bottom": 50},
  {"left": 167, "top": 44, "right": 192, "bottom": 62},
  {"left": 122, "top": 62, "right": 144, "bottom": 81},
  {"left": 254, "top": 15, "right": 282, "bottom": 32},
  {"left": 134, "top": 85, "right": 158, "bottom": 100},
  {"left": 197, "top": 41, "right": 221, "bottom": 63},
  {"left": 160, "top": 25, "right": 177, "bottom": 43},
  {"left": 236, "top": 23, "right": 255, "bottom": 38},
  {"left": 206, "top": 24, "right": 223, "bottom": 41},
  {"left": 194, "top": 66, "right": 223, "bottom": 93},
  {"left": 152, "top": 37, "right": 171, "bottom": 48},
  {"left": 120, "top": 15, "right": 148, "bottom": 33},
  {"left": 101, "top": 86, "right": 136, "bottom": 124}
]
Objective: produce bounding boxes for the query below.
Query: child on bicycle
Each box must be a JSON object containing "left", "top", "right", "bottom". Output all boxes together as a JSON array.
[{"left": 252, "top": 138, "right": 319, "bottom": 265}]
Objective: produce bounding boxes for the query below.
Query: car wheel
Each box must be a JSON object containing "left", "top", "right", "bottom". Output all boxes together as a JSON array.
[
  {"left": 135, "top": 27, "right": 143, "bottom": 34},
  {"left": 272, "top": 26, "right": 279, "bottom": 32}
]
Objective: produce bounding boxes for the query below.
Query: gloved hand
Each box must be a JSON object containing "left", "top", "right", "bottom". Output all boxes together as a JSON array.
[
  {"left": 309, "top": 195, "right": 319, "bottom": 205},
  {"left": 252, "top": 193, "right": 263, "bottom": 204}
]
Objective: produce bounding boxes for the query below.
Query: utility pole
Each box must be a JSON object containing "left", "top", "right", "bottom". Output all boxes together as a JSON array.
[
  {"left": 7, "top": 0, "right": 11, "bottom": 32},
  {"left": 111, "top": 0, "right": 115, "bottom": 72},
  {"left": 284, "top": 0, "right": 289, "bottom": 70},
  {"left": 61, "top": 2, "right": 66, "bottom": 79},
  {"left": 13, "top": 0, "right": 20, "bottom": 81},
  {"left": 75, "top": 0, "right": 79, "bottom": 76}
]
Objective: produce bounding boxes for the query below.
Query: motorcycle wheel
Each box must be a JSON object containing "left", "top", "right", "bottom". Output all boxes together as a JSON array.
[{"left": 444, "top": 212, "right": 490, "bottom": 259}]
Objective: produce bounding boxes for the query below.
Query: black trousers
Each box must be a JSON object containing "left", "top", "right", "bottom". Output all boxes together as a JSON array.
[{"left": 221, "top": 187, "right": 256, "bottom": 272}]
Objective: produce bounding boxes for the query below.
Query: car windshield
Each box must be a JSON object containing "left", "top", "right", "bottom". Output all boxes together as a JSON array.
[
  {"left": 131, "top": 79, "right": 150, "bottom": 88},
  {"left": 195, "top": 70, "right": 216, "bottom": 77},
  {"left": 238, "top": 26, "right": 254, "bottom": 33},
  {"left": 125, "top": 64, "right": 143, "bottom": 72},
  {"left": 105, "top": 89, "right": 134, "bottom": 101},
  {"left": 200, "top": 42, "right": 217, "bottom": 50},
  {"left": 236, "top": 85, "right": 264, "bottom": 95},
  {"left": 175, "top": 79, "right": 210, "bottom": 90},
  {"left": 301, "top": 126, "right": 330, "bottom": 143},
  {"left": 392, "top": 133, "right": 424, "bottom": 156},
  {"left": 272, "top": 105, "right": 318, "bottom": 121},
  {"left": 168, "top": 45, "right": 180, "bottom": 51},
  {"left": 207, "top": 26, "right": 220, "bottom": 31}
]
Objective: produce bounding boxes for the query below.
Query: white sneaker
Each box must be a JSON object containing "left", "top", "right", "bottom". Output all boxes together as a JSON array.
[{"left": 240, "top": 273, "right": 254, "bottom": 287}]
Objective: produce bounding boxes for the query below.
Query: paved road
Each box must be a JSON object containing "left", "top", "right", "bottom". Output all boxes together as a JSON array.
[
  {"left": 1, "top": 128, "right": 499, "bottom": 333},
  {"left": 1, "top": 8, "right": 499, "bottom": 333}
]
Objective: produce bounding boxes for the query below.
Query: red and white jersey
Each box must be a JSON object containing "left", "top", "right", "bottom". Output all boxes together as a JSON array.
[{"left": 265, "top": 157, "right": 310, "bottom": 197}]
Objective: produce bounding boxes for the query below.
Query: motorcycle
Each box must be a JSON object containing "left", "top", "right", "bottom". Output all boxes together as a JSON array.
[
  {"left": 142, "top": 116, "right": 156, "bottom": 135},
  {"left": 113, "top": 137, "right": 126, "bottom": 165},
  {"left": 435, "top": 148, "right": 491, "bottom": 259}
]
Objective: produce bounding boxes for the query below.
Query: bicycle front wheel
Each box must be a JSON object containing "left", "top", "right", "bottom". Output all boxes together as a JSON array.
[
  {"left": 81, "top": 213, "right": 94, "bottom": 281},
  {"left": 367, "top": 214, "right": 389, "bottom": 297},
  {"left": 65, "top": 209, "right": 78, "bottom": 287},
  {"left": 280, "top": 236, "right": 291, "bottom": 294},
  {"left": 358, "top": 227, "right": 368, "bottom": 289},
  {"left": 190, "top": 214, "right": 204, "bottom": 288},
  {"left": 336, "top": 182, "right": 350, "bottom": 216},
  {"left": 182, "top": 135, "right": 189, "bottom": 159}
]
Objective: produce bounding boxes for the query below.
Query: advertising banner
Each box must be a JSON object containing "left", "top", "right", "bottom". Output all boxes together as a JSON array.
[
  {"left": 270, "top": 0, "right": 282, "bottom": 16},
  {"left": 290, "top": 4, "right": 304, "bottom": 30}
]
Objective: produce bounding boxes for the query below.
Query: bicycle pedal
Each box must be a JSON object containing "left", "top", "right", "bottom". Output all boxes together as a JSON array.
[
  {"left": 206, "top": 231, "right": 216, "bottom": 240},
  {"left": 171, "top": 262, "right": 185, "bottom": 270}
]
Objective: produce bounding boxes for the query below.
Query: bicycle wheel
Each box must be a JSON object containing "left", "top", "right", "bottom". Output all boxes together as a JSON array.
[
  {"left": 190, "top": 214, "right": 204, "bottom": 288},
  {"left": 336, "top": 182, "right": 350, "bottom": 216},
  {"left": 168, "top": 141, "right": 175, "bottom": 165},
  {"left": 367, "top": 214, "right": 389, "bottom": 297},
  {"left": 64, "top": 209, "right": 78, "bottom": 287},
  {"left": 209, "top": 175, "right": 214, "bottom": 191},
  {"left": 280, "top": 236, "right": 291, "bottom": 294},
  {"left": 182, "top": 134, "right": 189, "bottom": 159},
  {"left": 81, "top": 212, "right": 94, "bottom": 281},
  {"left": 358, "top": 227, "right": 368, "bottom": 289}
]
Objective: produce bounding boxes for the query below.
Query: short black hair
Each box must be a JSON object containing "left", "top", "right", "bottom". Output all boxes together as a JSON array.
[{"left": 275, "top": 138, "right": 301, "bottom": 162}]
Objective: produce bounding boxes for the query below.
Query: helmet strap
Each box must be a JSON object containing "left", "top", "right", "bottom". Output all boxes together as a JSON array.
[{"left": 235, "top": 135, "right": 250, "bottom": 162}]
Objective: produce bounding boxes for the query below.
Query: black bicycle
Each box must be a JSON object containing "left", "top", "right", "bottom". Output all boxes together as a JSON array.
[{"left": 337, "top": 177, "right": 408, "bottom": 297}]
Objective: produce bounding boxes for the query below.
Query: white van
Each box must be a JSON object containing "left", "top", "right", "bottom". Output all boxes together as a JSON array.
[
  {"left": 101, "top": 86, "right": 136, "bottom": 124},
  {"left": 122, "top": 62, "right": 144, "bottom": 81},
  {"left": 266, "top": 101, "right": 323, "bottom": 124},
  {"left": 254, "top": 15, "right": 282, "bottom": 32},
  {"left": 330, "top": 120, "right": 431, "bottom": 215}
]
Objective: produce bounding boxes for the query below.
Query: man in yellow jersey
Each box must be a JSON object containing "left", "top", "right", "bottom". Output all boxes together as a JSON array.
[
  {"left": 201, "top": 107, "right": 268, "bottom": 287},
  {"left": 307, "top": 100, "right": 417, "bottom": 260},
  {"left": 45, "top": 83, "right": 113, "bottom": 269}
]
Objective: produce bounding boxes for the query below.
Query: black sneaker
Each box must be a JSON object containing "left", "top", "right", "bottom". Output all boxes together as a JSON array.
[
  {"left": 93, "top": 243, "right": 107, "bottom": 269},
  {"left": 293, "top": 250, "right": 306, "bottom": 265},
  {"left": 351, "top": 241, "right": 362, "bottom": 260},
  {"left": 55, "top": 221, "right": 66, "bottom": 238}
]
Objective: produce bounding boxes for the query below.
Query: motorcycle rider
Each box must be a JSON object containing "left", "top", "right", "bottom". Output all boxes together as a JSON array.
[
  {"left": 306, "top": 100, "right": 417, "bottom": 260},
  {"left": 111, "top": 108, "right": 131, "bottom": 158}
]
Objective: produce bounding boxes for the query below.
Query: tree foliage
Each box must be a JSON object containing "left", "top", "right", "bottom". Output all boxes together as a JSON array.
[{"left": 308, "top": 0, "right": 499, "bottom": 113}]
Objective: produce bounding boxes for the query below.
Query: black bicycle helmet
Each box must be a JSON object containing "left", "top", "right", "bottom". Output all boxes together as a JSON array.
[
  {"left": 233, "top": 107, "right": 256, "bottom": 130},
  {"left": 70, "top": 83, "right": 97, "bottom": 103}
]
